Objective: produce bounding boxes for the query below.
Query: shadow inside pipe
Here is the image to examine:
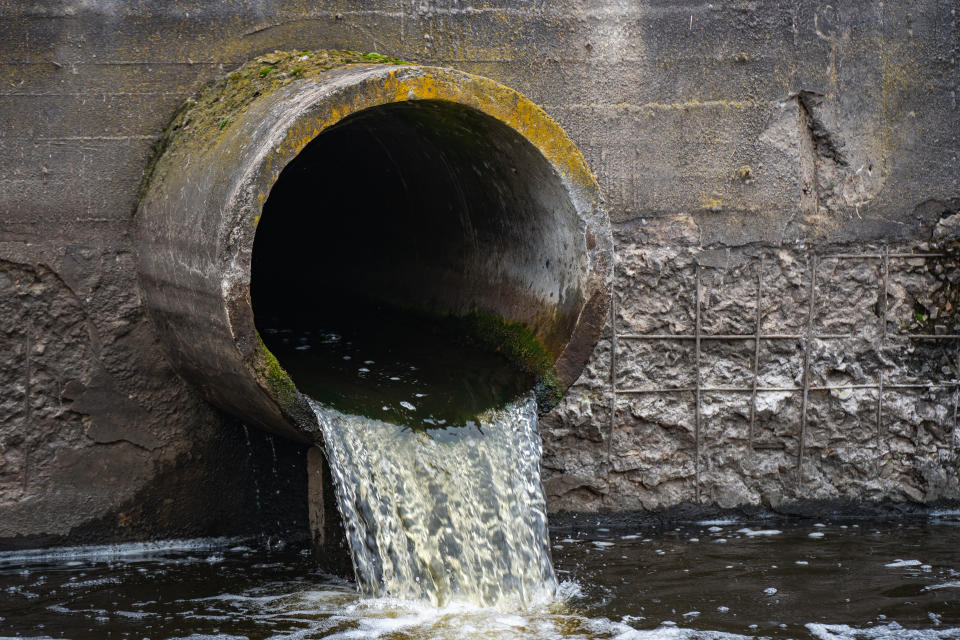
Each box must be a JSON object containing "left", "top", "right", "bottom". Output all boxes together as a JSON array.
[
  {"left": 251, "top": 100, "right": 582, "bottom": 429},
  {"left": 256, "top": 298, "right": 536, "bottom": 430}
]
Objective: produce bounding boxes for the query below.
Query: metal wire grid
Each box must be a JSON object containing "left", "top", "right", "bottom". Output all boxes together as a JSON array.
[{"left": 595, "top": 249, "right": 959, "bottom": 501}]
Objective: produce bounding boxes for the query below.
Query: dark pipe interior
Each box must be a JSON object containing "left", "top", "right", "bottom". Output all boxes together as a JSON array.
[{"left": 251, "top": 100, "right": 584, "bottom": 427}]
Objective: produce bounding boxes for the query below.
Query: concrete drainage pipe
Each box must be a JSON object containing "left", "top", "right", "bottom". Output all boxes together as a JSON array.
[{"left": 136, "top": 51, "right": 611, "bottom": 441}]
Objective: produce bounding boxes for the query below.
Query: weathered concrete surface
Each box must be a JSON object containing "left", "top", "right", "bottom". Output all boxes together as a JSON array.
[
  {"left": 542, "top": 220, "right": 960, "bottom": 512},
  {"left": 1, "top": 1, "right": 958, "bottom": 544}
]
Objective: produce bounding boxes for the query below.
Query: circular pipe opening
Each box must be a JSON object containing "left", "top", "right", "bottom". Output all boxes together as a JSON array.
[
  {"left": 251, "top": 100, "right": 586, "bottom": 425},
  {"left": 136, "top": 58, "right": 610, "bottom": 440}
]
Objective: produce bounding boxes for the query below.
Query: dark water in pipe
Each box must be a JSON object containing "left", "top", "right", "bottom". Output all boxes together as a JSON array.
[
  {"left": 2, "top": 515, "right": 959, "bottom": 639},
  {"left": 258, "top": 298, "right": 536, "bottom": 431}
]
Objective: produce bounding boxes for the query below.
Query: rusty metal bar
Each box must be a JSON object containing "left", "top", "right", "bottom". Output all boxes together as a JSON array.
[
  {"left": 607, "top": 262, "right": 618, "bottom": 473},
  {"left": 824, "top": 252, "right": 945, "bottom": 259},
  {"left": 888, "top": 253, "right": 946, "bottom": 258},
  {"left": 955, "top": 353, "right": 960, "bottom": 461},
  {"left": 694, "top": 264, "right": 703, "bottom": 504},
  {"left": 798, "top": 255, "right": 817, "bottom": 479},
  {"left": 749, "top": 259, "right": 762, "bottom": 450},
  {"left": 827, "top": 254, "right": 884, "bottom": 259},
  {"left": 954, "top": 345, "right": 960, "bottom": 462},
  {"left": 617, "top": 334, "right": 699, "bottom": 340},
  {"left": 881, "top": 246, "right": 890, "bottom": 341},
  {"left": 618, "top": 333, "right": 777, "bottom": 340},
  {"left": 617, "top": 332, "right": 885, "bottom": 340},
  {"left": 620, "top": 387, "right": 702, "bottom": 393},
  {"left": 875, "top": 372, "right": 884, "bottom": 480},
  {"left": 874, "top": 383, "right": 960, "bottom": 390},
  {"left": 619, "top": 382, "right": 960, "bottom": 394},
  {"left": 875, "top": 246, "right": 889, "bottom": 480}
]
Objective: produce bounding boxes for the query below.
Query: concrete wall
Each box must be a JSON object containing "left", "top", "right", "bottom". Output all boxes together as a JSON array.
[{"left": 1, "top": 1, "right": 958, "bottom": 545}]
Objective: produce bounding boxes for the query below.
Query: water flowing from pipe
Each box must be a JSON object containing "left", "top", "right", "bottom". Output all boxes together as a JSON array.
[{"left": 311, "top": 394, "right": 557, "bottom": 609}]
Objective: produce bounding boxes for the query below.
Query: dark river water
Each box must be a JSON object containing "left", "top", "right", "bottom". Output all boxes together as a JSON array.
[{"left": 2, "top": 514, "right": 959, "bottom": 640}]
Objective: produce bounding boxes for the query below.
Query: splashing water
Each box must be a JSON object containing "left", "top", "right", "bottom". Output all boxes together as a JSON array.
[{"left": 312, "top": 393, "right": 557, "bottom": 608}]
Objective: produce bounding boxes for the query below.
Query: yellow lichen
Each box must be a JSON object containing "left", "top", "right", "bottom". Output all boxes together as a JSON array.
[{"left": 701, "top": 197, "right": 723, "bottom": 211}]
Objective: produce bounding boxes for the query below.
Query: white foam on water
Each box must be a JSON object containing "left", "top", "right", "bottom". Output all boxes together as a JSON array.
[
  {"left": 62, "top": 576, "right": 123, "bottom": 589},
  {"left": 885, "top": 559, "right": 922, "bottom": 568},
  {"left": 736, "top": 528, "right": 782, "bottom": 537},
  {"left": 0, "top": 536, "right": 247, "bottom": 568},
  {"left": 238, "top": 584, "right": 751, "bottom": 640},
  {"left": 929, "top": 509, "right": 960, "bottom": 518},
  {"left": 556, "top": 579, "right": 584, "bottom": 600},
  {"left": 924, "top": 581, "right": 960, "bottom": 590},
  {"left": 806, "top": 621, "right": 960, "bottom": 639},
  {"left": 695, "top": 519, "right": 741, "bottom": 526}
]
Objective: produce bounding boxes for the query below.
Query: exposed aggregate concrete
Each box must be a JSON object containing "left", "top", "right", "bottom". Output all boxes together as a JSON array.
[{"left": 541, "top": 215, "right": 960, "bottom": 513}]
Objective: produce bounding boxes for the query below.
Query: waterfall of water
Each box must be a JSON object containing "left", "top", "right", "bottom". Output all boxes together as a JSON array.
[{"left": 311, "top": 394, "right": 557, "bottom": 609}]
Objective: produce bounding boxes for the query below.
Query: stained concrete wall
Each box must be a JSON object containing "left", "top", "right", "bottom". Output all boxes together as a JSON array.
[{"left": 1, "top": 1, "right": 958, "bottom": 545}]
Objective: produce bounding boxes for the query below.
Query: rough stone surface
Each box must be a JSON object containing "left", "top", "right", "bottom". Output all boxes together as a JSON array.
[
  {"left": 541, "top": 219, "right": 960, "bottom": 513},
  {"left": 1, "top": 1, "right": 959, "bottom": 544}
]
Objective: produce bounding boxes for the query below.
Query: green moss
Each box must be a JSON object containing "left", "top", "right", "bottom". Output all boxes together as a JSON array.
[
  {"left": 148, "top": 49, "right": 416, "bottom": 169},
  {"left": 444, "top": 311, "right": 563, "bottom": 411},
  {"left": 257, "top": 336, "right": 298, "bottom": 408},
  {"left": 362, "top": 51, "right": 410, "bottom": 65}
]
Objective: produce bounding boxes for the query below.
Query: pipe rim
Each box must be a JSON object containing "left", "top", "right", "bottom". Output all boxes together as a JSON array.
[{"left": 139, "top": 61, "right": 611, "bottom": 439}]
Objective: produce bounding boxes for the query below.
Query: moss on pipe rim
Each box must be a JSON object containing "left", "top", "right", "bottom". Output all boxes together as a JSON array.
[
  {"left": 255, "top": 335, "right": 300, "bottom": 414},
  {"left": 136, "top": 50, "right": 610, "bottom": 438},
  {"left": 168, "top": 50, "right": 408, "bottom": 155}
]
